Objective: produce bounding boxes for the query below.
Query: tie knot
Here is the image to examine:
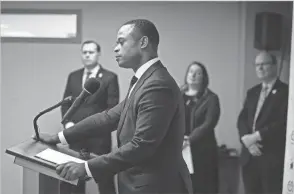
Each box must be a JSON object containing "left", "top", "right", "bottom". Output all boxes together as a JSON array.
[
  {"left": 84, "top": 71, "right": 92, "bottom": 86},
  {"left": 130, "top": 76, "right": 138, "bottom": 87},
  {"left": 262, "top": 85, "right": 269, "bottom": 91}
]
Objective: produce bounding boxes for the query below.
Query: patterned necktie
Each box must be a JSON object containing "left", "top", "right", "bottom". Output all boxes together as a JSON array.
[
  {"left": 128, "top": 76, "right": 138, "bottom": 97},
  {"left": 123, "top": 76, "right": 138, "bottom": 108},
  {"left": 253, "top": 85, "right": 269, "bottom": 132},
  {"left": 130, "top": 76, "right": 138, "bottom": 88},
  {"left": 84, "top": 71, "right": 91, "bottom": 86}
]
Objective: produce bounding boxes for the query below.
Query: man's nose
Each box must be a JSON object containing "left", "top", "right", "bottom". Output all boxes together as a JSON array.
[{"left": 114, "top": 45, "right": 119, "bottom": 53}]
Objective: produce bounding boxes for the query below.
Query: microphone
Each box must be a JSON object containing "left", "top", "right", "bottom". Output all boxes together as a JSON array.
[
  {"left": 33, "top": 96, "right": 73, "bottom": 140},
  {"left": 61, "top": 78, "right": 100, "bottom": 125}
]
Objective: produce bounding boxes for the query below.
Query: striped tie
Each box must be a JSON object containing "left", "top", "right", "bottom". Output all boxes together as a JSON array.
[
  {"left": 84, "top": 71, "right": 91, "bottom": 86},
  {"left": 252, "top": 85, "right": 269, "bottom": 132}
]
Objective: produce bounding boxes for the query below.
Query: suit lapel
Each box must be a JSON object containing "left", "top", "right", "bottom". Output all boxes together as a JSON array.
[
  {"left": 191, "top": 89, "right": 209, "bottom": 112},
  {"left": 95, "top": 65, "right": 104, "bottom": 80},
  {"left": 255, "top": 79, "right": 280, "bottom": 124},
  {"left": 77, "top": 69, "right": 84, "bottom": 92},
  {"left": 116, "top": 61, "right": 164, "bottom": 138},
  {"left": 187, "top": 90, "right": 209, "bottom": 133},
  {"left": 251, "top": 84, "right": 262, "bottom": 114}
]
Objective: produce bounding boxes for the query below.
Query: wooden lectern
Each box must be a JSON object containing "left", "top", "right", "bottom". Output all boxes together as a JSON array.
[{"left": 6, "top": 138, "right": 95, "bottom": 194}]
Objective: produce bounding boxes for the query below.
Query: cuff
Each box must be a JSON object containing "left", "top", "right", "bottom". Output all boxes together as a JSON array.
[
  {"left": 85, "top": 161, "right": 93, "bottom": 177},
  {"left": 255, "top": 131, "right": 262, "bottom": 141},
  {"left": 58, "top": 131, "right": 69, "bottom": 145},
  {"left": 65, "top": 122, "right": 75, "bottom": 129}
]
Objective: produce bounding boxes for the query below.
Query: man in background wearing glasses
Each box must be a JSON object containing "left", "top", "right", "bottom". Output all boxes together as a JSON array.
[{"left": 237, "top": 51, "right": 289, "bottom": 194}]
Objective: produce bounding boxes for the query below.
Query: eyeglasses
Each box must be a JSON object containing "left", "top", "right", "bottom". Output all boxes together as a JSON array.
[{"left": 254, "top": 63, "right": 275, "bottom": 67}]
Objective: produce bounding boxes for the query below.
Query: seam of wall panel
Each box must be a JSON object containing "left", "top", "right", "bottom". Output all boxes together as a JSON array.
[{"left": 238, "top": 1, "right": 247, "bottom": 111}]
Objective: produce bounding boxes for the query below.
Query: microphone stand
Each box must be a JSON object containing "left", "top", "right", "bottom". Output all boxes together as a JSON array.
[{"left": 33, "top": 96, "right": 73, "bottom": 140}]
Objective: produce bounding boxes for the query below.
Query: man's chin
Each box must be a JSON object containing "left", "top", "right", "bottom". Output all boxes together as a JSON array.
[
  {"left": 117, "top": 62, "right": 124, "bottom": 67},
  {"left": 256, "top": 74, "right": 264, "bottom": 79},
  {"left": 84, "top": 64, "right": 96, "bottom": 69},
  {"left": 117, "top": 62, "right": 128, "bottom": 68}
]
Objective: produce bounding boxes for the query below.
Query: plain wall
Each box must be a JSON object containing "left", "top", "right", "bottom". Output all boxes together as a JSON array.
[{"left": 1, "top": 1, "right": 292, "bottom": 194}]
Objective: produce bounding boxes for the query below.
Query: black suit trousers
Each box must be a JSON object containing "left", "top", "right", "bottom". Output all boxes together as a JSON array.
[{"left": 242, "top": 155, "right": 283, "bottom": 194}]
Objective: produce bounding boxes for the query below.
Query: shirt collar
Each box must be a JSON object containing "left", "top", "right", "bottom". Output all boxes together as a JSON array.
[
  {"left": 262, "top": 77, "right": 277, "bottom": 90},
  {"left": 84, "top": 64, "right": 100, "bottom": 76},
  {"left": 134, "top": 57, "right": 159, "bottom": 80}
]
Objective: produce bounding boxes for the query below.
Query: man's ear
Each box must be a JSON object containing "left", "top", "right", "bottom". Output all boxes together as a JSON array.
[{"left": 140, "top": 36, "right": 149, "bottom": 49}]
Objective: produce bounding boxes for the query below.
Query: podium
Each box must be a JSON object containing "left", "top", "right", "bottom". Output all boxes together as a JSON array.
[{"left": 6, "top": 138, "right": 96, "bottom": 194}]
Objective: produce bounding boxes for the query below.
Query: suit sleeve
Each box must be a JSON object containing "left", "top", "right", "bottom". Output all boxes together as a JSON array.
[
  {"left": 258, "top": 88, "right": 289, "bottom": 143},
  {"left": 237, "top": 91, "right": 251, "bottom": 139},
  {"left": 87, "top": 81, "right": 177, "bottom": 182},
  {"left": 61, "top": 73, "right": 73, "bottom": 118},
  {"left": 63, "top": 100, "right": 123, "bottom": 143},
  {"left": 107, "top": 74, "right": 120, "bottom": 109},
  {"left": 189, "top": 94, "right": 220, "bottom": 143}
]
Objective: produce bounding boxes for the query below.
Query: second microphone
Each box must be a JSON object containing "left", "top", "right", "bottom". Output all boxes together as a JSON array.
[{"left": 61, "top": 78, "right": 101, "bottom": 125}]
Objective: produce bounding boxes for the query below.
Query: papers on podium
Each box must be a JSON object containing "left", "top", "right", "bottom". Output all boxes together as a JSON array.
[
  {"left": 182, "top": 144, "right": 194, "bottom": 174},
  {"left": 35, "top": 148, "right": 90, "bottom": 184},
  {"left": 35, "top": 148, "right": 86, "bottom": 165}
]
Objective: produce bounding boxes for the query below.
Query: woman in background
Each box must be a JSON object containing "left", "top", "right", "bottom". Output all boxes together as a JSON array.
[{"left": 181, "top": 61, "right": 221, "bottom": 194}]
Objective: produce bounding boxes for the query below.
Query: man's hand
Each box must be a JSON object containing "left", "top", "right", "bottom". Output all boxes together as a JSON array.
[
  {"left": 32, "top": 133, "right": 60, "bottom": 145},
  {"left": 56, "top": 162, "right": 86, "bottom": 181},
  {"left": 248, "top": 143, "right": 263, "bottom": 156},
  {"left": 241, "top": 132, "right": 261, "bottom": 148},
  {"left": 79, "top": 148, "right": 90, "bottom": 160}
]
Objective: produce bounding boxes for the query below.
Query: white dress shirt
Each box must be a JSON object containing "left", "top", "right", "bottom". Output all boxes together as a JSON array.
[
  {"left": 58, "top": 58, "right": 159, "bottom": 178},
  {"left": 128, "top": 57, "right": 159, "bottom": 97},
  {"left": 252, "top": 77, "right": 277, "bottom": 137},
  {"left": 261, "top": 77, "right": 277, "bottom": 93},
  {"left": 82, "top": 65, "right": 100, "bottom": 86}
]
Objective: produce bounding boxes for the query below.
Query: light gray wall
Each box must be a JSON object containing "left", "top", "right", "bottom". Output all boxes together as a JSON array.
[{"left": 1, "top": 1, "right": 292, "bottom": 194}]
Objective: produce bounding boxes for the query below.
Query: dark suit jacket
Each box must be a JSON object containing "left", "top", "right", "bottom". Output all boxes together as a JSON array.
[
  {"left": 237, "top": 79, "right": 288, "bottom": 166},
  {"left": 61, "top": 65, "right": 119, "bottom": 155},
  {"left": 182, "top": 88, "right": 220, "bottom": 158},
  {"left": 182, "top": 89, "right": 220, "bottom": 150},
  {"left": 63, "top": 61, "right": 193, "bottom": 194},
  {"left": 182, "top": 89, "right": 220, "bottom": 191}
]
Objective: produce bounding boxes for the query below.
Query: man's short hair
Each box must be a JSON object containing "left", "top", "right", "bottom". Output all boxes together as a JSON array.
[
  {"left": 256, "top": 51, "right": 278, "bottom": 65},
  {"left": 123, "top": 19, "right": 160, "bottom": 50},
  {"left": 81, "top": 40, "right": 101, "bottom": 53},
  {"left": 269, "top": 54, "right": 278, "bottom": 65}
]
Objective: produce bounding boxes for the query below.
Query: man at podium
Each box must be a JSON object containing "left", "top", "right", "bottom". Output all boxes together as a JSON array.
[{"left": 35, "top": 19, "right": 193, "bottom": 194}]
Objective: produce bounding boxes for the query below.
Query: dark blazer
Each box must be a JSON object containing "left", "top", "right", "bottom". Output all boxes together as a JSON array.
[
  {"left": 61, "top": 65, "right": 119, "bottom": 155},
  {"left": 183, "top": 89, "right": 220, "bottom": 150},
  {"left": 63, "top": 61, "right": 193, "bottom": 194},
  {"left": 182, "top": 89, "right": 220, "bottom": 193},
  {"left": 237, "top": 79, "right": 288, "bottom": 166}
]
